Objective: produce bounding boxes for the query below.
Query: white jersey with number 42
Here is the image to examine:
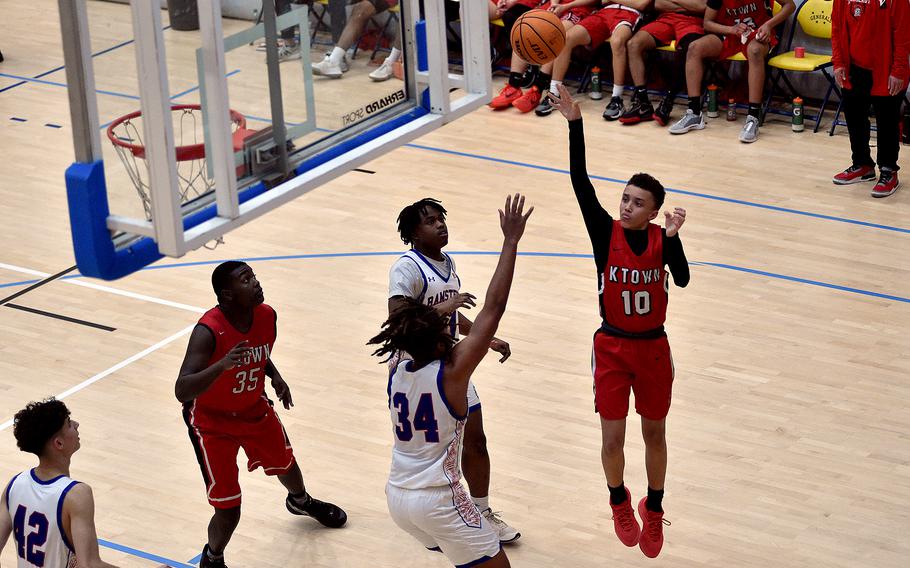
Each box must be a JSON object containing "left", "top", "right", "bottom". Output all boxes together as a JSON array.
[{"left": 5, "top": 469, "right": 79, "bottom": 568}]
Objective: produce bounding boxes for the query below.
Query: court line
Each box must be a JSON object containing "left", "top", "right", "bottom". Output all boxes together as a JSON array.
[
  {"left": 1, "top": 252, "right": 906, "bottom": 303},
  {"left": 400, "top": 142, "right": 910, "bottom": 235},
  {"left": 98, "top": 539, "right": 195, "bottom": 568},
  {"left": 0, "top": 28, "right": 171, "bottom": 95},
  {"left": 4, "top": 303, "right": 117, "bottom": 332},
  {"left": 0, "top": 264, "right": 78, "bottom": 305},
  {"left": 0, "top": 262, "right": 205, "bottom": 313},
  {"left": 7, "top": 66, "right": 906, "bottom": 234},
  {"left": 0, "top": 323, "right": 195, "bottom": 432}
]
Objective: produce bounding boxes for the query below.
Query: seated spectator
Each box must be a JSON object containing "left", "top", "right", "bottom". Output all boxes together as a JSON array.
[
  {"left": 489, "top": 0, "right": 600, "bottom": 113},
  {"left": 535, "top": 0, "right": 651, "bottom": 119},
  {"left": 621, "top": 0, "right": 706, "bottom": 126},
  {"left": 311, "top": 0, "right": 399, "bottom": 78},
  {"left": 668, "top": 0, "right": 794, "bottom": 142}
]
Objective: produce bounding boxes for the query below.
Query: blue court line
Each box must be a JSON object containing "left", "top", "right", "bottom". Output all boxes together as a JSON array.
[
  {"left": 0, "top": 252, "right": 907, "bottom": 303},
  {"left": 235, "top": 115, "right": 910, "bottom": 236},
  {"left": 400, "top": 142, "right": 910, "bottom": 235},
  {"left": 188, "top": 552, "right": 203, "bottom": 564},
  {"left": 98, "top": 538, "right": 195, "bottom": 568},
  {"left": 0, "top": 73, "right": 141, "bottom": 101},
  {"left": 170, "top": 69, "right": 243, "bottom": 100},
  {"left": 0, "top": 27, "right": 171, "bottom": 95}
]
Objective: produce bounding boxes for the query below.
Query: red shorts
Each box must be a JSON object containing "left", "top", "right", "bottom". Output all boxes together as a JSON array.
[
  {"left": 640, "top": 13, "right": 704, "bottom": 47},
  {"left": 718, "top": 30, "right": 778, "bottom": 60},
  {"left": 184, "top": 401, "right": 296, "bottom": 509},
  {"left": 592, "top": 332, "right": 674, "bottom": 421},
  {"left": 579, "top": 7, "right": 642, "bottom": 48},
  {"left": 539, "top": 2, "right": 595, "bottom": 25}
]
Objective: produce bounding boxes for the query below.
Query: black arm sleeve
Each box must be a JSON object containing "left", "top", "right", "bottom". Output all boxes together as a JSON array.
[
  {"left": 663, "top": 232, "right": 690, "bottom": 288},
  {"left": 569, "top": 119, "right": 613, "bottom": 258}
]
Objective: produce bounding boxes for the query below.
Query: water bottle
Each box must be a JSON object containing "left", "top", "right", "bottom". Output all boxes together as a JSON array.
[
  {"left": 792, "top": 97, "right": 804, "bottom": 132},
  {"left": 706, "top": 84, "right": 718, "bottom": 118},
  {"left": 590, "top": 67, "right": 603, "bottom": 100},
  {"left": 726, "top": 99, "right": 737, "bottom": 121}
]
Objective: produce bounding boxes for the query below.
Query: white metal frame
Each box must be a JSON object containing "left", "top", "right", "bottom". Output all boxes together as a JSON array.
[{"left": 73, "top": 0, "right": 491, "bottom": 259}]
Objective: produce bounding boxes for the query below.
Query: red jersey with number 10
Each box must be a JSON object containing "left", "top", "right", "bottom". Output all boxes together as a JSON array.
[
  {"left": 194, "top": 304, "right": 277, "bottom": 419},
  {"left": 600, "top": 221, "right": 668, "bottom": 334}
]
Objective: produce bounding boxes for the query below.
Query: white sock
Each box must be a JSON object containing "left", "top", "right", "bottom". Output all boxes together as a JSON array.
[
  {"left": 329, "top": 46, "right": 346, "bottom": 65},
  {"left": 387, "top": 47, "right": 401, "bottom": 63},
  {"left": 473, "top": 496, "right": 490, "bottom": 511},
  {"left": 549, "top": 80, "right": 562, "bottom": 95},
  {"left": 612, "top": 84, "right": 624, "bottom": 98}
]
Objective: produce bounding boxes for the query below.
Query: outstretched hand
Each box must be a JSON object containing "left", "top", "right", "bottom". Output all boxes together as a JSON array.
[
  {"left": 552, "top": 83, "right": 581, "bottom": 121},
  {"left": 664, "top": 207, "right": 687, "bottom": 237},
  {"left": 499, "top": 193, "right": 534, "bottom": 244}
]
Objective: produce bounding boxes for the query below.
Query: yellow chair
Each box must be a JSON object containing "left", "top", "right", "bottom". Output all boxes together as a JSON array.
[{"left": 761, "top": 0, "right": 835, "bottom": 132}]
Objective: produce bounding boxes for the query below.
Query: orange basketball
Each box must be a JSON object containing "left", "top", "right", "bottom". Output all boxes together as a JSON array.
[{"left": 510, "top": 9, "right": 566, "bottom": 66}]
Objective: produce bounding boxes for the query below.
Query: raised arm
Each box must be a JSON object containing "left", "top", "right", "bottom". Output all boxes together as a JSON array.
[
  {"left": 443, "top": 195, "right": 532, "bottom": 408},
  {"left": 553, "top": 84, "right": 614, "bottom": 247},
  {"left": 64, "top": 484, "right": 119, "bottom": 568},
  {"left": 175, "top": 325, "right": 249, "bottom": 402},
  {"left": 663, "top": 207, "right": 690, "bottom": 287}
]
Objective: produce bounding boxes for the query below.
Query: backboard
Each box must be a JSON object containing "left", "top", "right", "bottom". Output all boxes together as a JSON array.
[{"left": 59, "top": 0, "right": 491, "bottom": 280}]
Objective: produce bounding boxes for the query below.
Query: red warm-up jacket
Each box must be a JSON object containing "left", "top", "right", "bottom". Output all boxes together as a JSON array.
[{"left": 831, "top": 0, "right": 910, "bottom": 96}]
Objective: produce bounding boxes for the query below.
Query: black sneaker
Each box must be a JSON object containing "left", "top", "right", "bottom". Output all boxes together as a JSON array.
[
  {"left": 603, "top": 96, "right": 624, "bottom": 120},
  {"left": 534, "top": 95, "right": 554, "bottom": 116},
  {"left": 286, "top": 493, "right": 347, "bottom": 528},
  {"left": 199, "top": 545, "right": 228, "bottom": 568},
  {"left": 520, "top": 66, "right": 539, "bottom": 89},
  {"left": 619, "top": 98, "right": 654, "bottom": 125},
  {"left": 654, "top": 95, "right": 675, "bottom": 126}
]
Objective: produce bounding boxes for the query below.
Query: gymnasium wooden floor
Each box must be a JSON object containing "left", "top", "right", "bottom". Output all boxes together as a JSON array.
[{"left": 1, "top": 2, "right": 908, "bottom": 567}]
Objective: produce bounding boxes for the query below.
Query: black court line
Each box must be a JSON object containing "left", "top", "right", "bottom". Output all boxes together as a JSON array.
[
  {"left": 4, "top": 303, "right": 116, "bottom": 332},
  {"left": 353, "top": 168, "right": 375, "bottom": 174},
  {"left": 0, "top": 265, "right": 79, "bottom": 306}
]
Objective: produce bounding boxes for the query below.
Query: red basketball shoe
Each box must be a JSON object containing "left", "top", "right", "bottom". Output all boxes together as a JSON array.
[
  {"left": 832, "top": 164, "right": 875, "bottom": 185},
  {"left": 637, "top": 497, "right": 670, "bottom": 558},
  {"left": 512, "top": 86, "right": 542, "bottom": 113},
  {"left": 490, "top": 85, "right": 523, "bottom": 110},
  {"left": 610, "top": 488, "right": 641, "bottom": 546},
  {"left": 871, "top": 169, "right": 900, "bottom": 198}
]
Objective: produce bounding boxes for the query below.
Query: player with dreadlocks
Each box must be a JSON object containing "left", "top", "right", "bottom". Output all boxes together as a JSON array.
[
  {"left": 386, "top": 197, "right": 520, "bottom": 544},
  {"left": 374, "top": 193, "right": 531, "bottom": 568}
]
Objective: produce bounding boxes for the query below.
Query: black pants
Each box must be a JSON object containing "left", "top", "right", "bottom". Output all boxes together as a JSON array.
[
  {"left": 275, "top": 0, "right": 296, "bottom": 41},
  {"left": 843, "top": 65, "right": 905, "bottom": 171}
]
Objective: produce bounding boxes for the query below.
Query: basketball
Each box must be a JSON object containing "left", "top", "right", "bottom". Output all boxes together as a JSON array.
[{"left": 510, "top": 10, "right": 566, "bottom": 66}]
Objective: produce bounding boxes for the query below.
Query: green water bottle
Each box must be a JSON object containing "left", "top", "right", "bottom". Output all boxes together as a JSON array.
[
  {"left": 590, "top": 66, "right": 603, "bottom": 100},
  {"left": 706, "top": 84, "right": 718, "bottom": 118},
  {"left": 792, "top": 97, "right": 804, "bottom": 132}
]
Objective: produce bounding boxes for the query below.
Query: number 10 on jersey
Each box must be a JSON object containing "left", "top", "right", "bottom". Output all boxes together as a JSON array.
[{"left": 621, "top": 290, "right": 651, "bottom": 316}]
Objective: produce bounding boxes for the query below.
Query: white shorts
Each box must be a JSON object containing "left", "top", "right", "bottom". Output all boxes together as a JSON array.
[
  {"left": 390, "top": 352, "right": 483, "bottom": 414},
  {"left": 386, "top": 482, "right": 501, "bottom": 567}
]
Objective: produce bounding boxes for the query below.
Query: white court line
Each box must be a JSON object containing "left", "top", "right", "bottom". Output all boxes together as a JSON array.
[
  {"left": 0, "top": 324, "right": 196, "bottom": 431},
  {"left": 0, "top": 262, "right": 205, "bottom": 313}
]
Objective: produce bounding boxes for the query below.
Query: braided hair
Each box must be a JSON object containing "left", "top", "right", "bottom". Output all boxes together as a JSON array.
[
  {"left": 369, "top": 298, "right": 456, "bottom": 364},
  {"left": 396, "top": 198, "right": 447, "bottom": 246}
]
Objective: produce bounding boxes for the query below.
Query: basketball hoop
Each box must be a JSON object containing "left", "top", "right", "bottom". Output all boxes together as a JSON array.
[{"left": 107, "top": 104, "right": 249, "bottom": 220}]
